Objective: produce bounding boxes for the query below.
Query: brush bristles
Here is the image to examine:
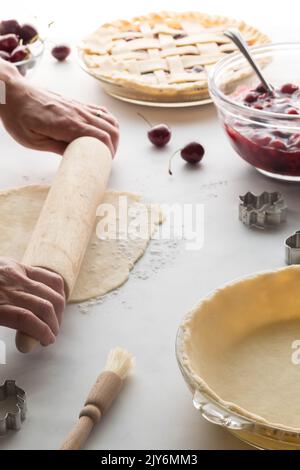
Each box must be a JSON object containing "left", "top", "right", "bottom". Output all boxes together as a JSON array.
[{"left": 105, "top": 347, "right": 135, "bottom": 380}]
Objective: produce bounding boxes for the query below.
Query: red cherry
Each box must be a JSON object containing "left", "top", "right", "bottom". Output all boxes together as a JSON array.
[
  {"left": 287, "top": 108, "right": 299, "bottom": 115},
  {"left": 281, "top": 83, "right": 299, "bottom": 94},
  {"left": 20, "top": 23, "right": 38, "bottom": 44},
  {"left": 271, "top": 139, "right": 287, "bottom": 151},
  {"left": 252, "top": 134, "right": 272, "bottom": 147},
  {"left": 0, "top": 34, "right": 19, "bottom": 53},
  {"left": 255, "top": 83, "right": 268, "bottom": 94},
  {"left": 0, "top": 19, "right": 21, "bottom": 36},
  {"left": 169, "top": 142, "right": 205, "bottom": 175},
  {"left": 10, "top": 45, "right": 30, "bottom": 63},
  {"left": 51, "top": 44, "right": 71, "bottom": 61},
  {"left": 181, "top": 142, "right": 205, "bottom": 163},
  {"left": 244, "top": 92, "right": 258, "bottom": 104},
  {"left": 148, "top": 125, "right": 171, "bottom": 147},
  {"left": 138, "top": 113, "right": 171, "bottom": 147}
]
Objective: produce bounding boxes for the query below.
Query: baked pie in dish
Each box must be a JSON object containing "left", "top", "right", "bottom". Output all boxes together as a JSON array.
[{"left": 80, "top": 12, "right": 270, "bottom": 104}]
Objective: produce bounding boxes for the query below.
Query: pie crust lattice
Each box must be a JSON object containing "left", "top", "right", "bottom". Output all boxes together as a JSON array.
[{"left": 80, "top": 12, "right": 270, "bottom": 103}]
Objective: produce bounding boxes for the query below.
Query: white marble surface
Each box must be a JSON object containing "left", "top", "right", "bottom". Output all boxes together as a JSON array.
[{"left": 0, "top": 0, "right": 300, "bottom": 450}]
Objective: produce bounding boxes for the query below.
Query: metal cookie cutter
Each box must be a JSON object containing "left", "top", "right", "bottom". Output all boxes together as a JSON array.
[
  {"left": 0, "top": 380, "right": 26, "bottom": 436},
  {"left": 285, "top": 231, "right": 300, "bottom": 265},
  {"left": 239, "top": 191, "right": 287, "bottom": 229}
]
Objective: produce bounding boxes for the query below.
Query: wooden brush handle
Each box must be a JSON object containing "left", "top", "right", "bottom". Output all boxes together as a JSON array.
[
  {"left": 16, "top": 137, "right": 112, "bottom": 353},
  {"left": 60, "top": 415, "right": 96, "bottom": 451},
  {"left": 60, "top": 371, "right": 122, "bottom": 450}
]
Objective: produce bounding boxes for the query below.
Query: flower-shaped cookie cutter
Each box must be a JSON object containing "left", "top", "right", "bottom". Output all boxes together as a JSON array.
[
  {"left": 0, "top": 380, "right": 26, "bottom": 436},
  {"left": 239, "top": 191, "right": 287, "bottom": 229},
  {"left": 285, "top": 231, "right": 300, "bottom": 265}
]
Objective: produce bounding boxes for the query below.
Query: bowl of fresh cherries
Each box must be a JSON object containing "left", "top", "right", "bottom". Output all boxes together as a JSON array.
[
  {"left": 209, "top": 43, "right": 300, "bottom": 181},
  {"left": 0, "top": 18, "right": 45, "bottom": 77}
]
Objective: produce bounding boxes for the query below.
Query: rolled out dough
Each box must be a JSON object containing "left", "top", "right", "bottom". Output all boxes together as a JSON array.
[{"left": 0, "top": 185, "right": 163, "bottom": 302}]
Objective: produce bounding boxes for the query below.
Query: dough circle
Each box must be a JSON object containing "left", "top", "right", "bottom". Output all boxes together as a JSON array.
[{"left": 0, "top": 185, "right": 162, "bottom": 302}]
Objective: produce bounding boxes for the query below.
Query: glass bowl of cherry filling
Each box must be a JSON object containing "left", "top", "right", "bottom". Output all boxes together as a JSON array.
[{"left": 208, "top": 43, "right": 300, "bottom": 181}]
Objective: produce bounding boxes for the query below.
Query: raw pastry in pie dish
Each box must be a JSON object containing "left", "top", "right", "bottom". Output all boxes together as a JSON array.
[
  {"left": 80, "top": 11, "right": 270, "bottom": 103},
  {"left": 177, "top": 266, "right": 300, "bottom": 449}
]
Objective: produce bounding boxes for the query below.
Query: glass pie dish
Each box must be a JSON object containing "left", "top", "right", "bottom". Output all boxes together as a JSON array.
[
  {"left": 78, "top": 12, "right": 269, "bottom": 107},
  {"left": 176, "top": 267, "right": 300, "bottom": 450},
  {"left": 208, "top": 42, "right": 300, "bottom": 181}
]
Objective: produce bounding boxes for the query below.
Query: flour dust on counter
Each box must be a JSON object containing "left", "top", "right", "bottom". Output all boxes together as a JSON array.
[{"left": 77, "top": 237, "right": 183, "bottom": 314}]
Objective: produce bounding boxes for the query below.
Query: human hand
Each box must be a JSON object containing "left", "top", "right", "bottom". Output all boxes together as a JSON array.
[
  {"left": 0, "top": 60, "right": 119, "bottom": 156},
  {"left": 0, "top": 257, "right": 65, "bottom": 346}
]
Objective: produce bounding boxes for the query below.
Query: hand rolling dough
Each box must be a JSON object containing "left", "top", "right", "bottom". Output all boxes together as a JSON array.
[{"left": 0, "top": 185, "right": 163, "bottom": 302}]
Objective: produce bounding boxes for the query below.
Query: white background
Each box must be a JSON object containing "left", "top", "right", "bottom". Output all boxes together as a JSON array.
[{"left": 0, "top": 0, "right": 300, "bottom": 450}]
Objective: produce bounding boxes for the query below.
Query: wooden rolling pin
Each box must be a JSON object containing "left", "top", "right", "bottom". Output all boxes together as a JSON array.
[{"left": 15, "top": 136, "right": 112, "bottom": 353}]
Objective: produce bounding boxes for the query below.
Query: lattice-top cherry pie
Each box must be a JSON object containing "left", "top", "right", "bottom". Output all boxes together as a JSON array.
[{"left": 80, "top": 12, "right": 269, "bottom": 103}]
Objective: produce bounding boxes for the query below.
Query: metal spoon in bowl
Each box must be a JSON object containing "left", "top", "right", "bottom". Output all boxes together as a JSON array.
[{"left": 224, "top": 28, "right": 275, "bottom": 95}]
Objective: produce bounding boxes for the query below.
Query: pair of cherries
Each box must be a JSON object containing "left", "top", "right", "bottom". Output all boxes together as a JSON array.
[{"left": 139, "top": 114, "right": 205, "bottom": 175}]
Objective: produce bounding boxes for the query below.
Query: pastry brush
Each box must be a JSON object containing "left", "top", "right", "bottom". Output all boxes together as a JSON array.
[{"left": 60, "top": 347, "right": 134, "bottom": 450}]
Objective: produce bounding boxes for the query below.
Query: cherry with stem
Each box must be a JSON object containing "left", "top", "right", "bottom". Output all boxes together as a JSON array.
[
  {"left": 169, "top": 142, "right": 205, "bottom": 175},
  {"left": 138, "top": 112, "right": 171, "bottom": 148}
]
